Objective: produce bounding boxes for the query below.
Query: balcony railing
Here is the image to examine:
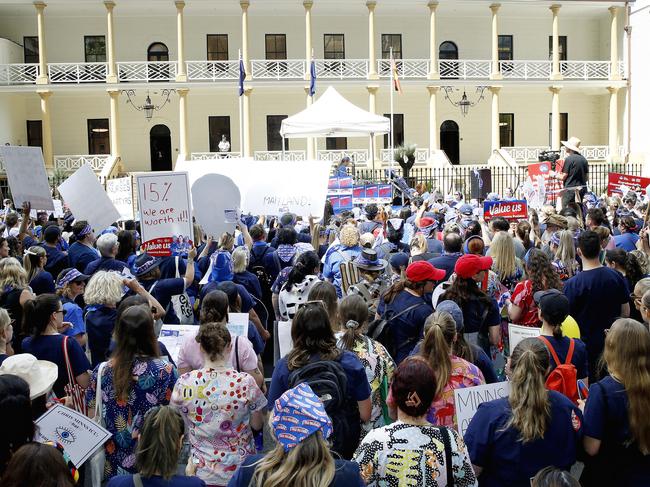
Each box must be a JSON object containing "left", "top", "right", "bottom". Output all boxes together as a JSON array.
[
  {"left": 317, "top": 150, "right": 369, "bottom": 164},
  {"left": 0, "top": 63, "right": 39, "bottom": 85},
  {"left": 186, "top": 61, "right": 239, "bottom": 81},
  {"left": 190, "top": 152, "right": 242, "bottom": 159},
  {"left": 48, "top": 62, "right": 107, "bottom": 83},
  {"left": 117, "top": 61, "right": 177, "bottom": 82},
  {"left": 439, "top": 60, "right": 492, "bottom": 79},
  {"left": 380, "top": 148, "right": 431, "bottom": 164},
  {"left": 500, "top": 61, "right": 551, "bottom": 79},
  {"left": 315, "top": 59, "right": 368, "bottom": 79},
  {"left": 502, "top": 145, "right": 623, "bottom": 163},
  {"left": 250, "top": 60, "right": 305, "bottom": 80},
  {"left": 54, "top": 154, "right": 112, "bottom": 172},
  {"left": 254, "top": 151, "right": 306, "bottom": 161},
  {"left": 378, "top": 59, "right": 430, "bottom": 78}
]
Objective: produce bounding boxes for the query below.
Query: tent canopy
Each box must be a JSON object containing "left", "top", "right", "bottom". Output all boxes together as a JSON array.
[{"left": 280, "top": 86, "right": 390, "bottom": 139}]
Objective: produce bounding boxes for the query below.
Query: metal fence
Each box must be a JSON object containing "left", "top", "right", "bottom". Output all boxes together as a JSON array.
[{"left": 353, "top": 163, "right": 644, "bottom": 200}]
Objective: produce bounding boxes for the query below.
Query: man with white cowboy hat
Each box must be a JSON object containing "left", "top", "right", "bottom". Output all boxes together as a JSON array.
[
  {"left": 550, "top": 135, "right": 589, "bottom": 209},
  {"left": 348, "top": 249, "right": 388, "bottom": 314}
]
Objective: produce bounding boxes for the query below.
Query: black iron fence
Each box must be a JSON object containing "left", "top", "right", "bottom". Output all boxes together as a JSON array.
[{"left": 353, "top": 163, "right": 644, "bottom": 200}]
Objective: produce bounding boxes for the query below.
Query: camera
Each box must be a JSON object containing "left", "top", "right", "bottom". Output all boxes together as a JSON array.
[{"left": 538, "top": 150, "right": 561, "bottom": 170}]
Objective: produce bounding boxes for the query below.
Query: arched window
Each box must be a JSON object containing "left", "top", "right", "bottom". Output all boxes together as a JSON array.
[
  {"left": 439, "top": 41, "right": 458, "bottom": 60},
  {"left": 147, "top": 42, "right": 169, "bottom": 62}
]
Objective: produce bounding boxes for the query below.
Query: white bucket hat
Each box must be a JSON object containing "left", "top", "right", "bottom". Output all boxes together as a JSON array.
[
  {"left": 0, "top": 353, "right": 58, "bottom": 399},
  {"left": 561, "top": 136, "right": 582, "bottom": 153}
]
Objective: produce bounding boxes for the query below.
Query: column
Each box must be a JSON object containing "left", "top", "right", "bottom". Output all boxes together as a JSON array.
[
  {"left": 550, "top": 5, "right": 562, "bottom": 80},
  {"left": 549, "top": 85, "right": 562, "bottom": 151},
  {"left": 240, "top": 0, "right": 250, "bottom": 76},
  {"left": 304, "top": 0, "right": 313, "bottom": 81},
  {"left": 175, "top": 1, "right": 187, "bottom": 82},
  {"left": 177, "top": 88, "right": 190, "bottom": 160},
  {"left": 34, "top": 2, "right": 48, "bottom": 85},
  {"left": 427, "top": 86, "right": 440, "bottom": 151},
  {"left": 367, "top": 85, "right": 379, "bottom": 168},
  {"left": 490, "top": 4, "right": 502, "bottom": 80},
  {"left": 305, "top": 86, "right": 315, "bottom": 159},
  {"left": 104, "top": 1, "right": 117, "bottom": 83},
  {"left": 367, "top": 0, "right": 378, "bottom": 80},
  {"left": 107, "top": 89, "right": 121, "bottom": 159},
  {"left": 37, "top": 90, "right": 53, "bottom": 167},
  {"left": 427, "top": 1, "right": 439, "bottom": 79},
  {"left": 609, "top": 6, "right": 620, "bottom": 80},
  {"left": 607, "top": 86, "right": 619, "bottom": 159},
  {"left": 243, "top": 87, "right": 253, "bottom": 157},
  {"left": 489, "top": 86, "right": 501, "bottom": 152}
]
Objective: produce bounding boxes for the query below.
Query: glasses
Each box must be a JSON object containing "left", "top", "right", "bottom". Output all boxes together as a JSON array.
[{"left": 54, "top": 310, "right": 64, "bottom": 316}]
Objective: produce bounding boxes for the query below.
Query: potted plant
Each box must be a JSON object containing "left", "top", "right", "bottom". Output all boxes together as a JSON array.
[{"left": 393, "top": 143, "right": 417, "bottom": 181}]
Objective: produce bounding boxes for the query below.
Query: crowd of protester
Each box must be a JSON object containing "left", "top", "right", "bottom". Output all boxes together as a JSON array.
[{"left": 1, "top": 174, "right": 650, "bottom": 487}]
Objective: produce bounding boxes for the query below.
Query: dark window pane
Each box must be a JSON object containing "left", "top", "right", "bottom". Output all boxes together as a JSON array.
[
  {"left": 498, "top": 35, "right": 513, "bottom": 61},
  {"left": 265, "top": 34, "right": 287, "bottom": 60},
  {"left": 209, "top": 116, "right": 231, "bottom": 152},
  {"left": 548, "top": 113, "right": 569, "bottom": 146},
  {"left": 87, "top": 118, "right": 110, "bottom": 155},
  {"left": 207, "top": 34, "right": 228, "bottom": 61},
  {"left": 326, "top": 137, "right": 347, "bottom": 150},
  {"left": 26, "top": 120, "right": 43, "bottom": 148},
  {"left": 548, "top": 36, "right": 567, "bottom": 61},
  {"left": 147, "top": 42, "right": 169, "bottom": 61},
  {"left": 267, "top": 115, "right": 288, "bottom": 151},
  {"left": 383, "top": 114, "right": 404, "bottom": 148},
  {"left": 84, "top": 36, "right": 106, "bottom": 62},
  {"left": 439, "top": 41, "right": 458, "bottom": 60},
  {"left": 499, "top": 113, "right": 514, "bottom": 147},
  {"left": 381, "top": 34, "right": 402, "bottom": 59},
  {"left": 324, "top": 34, "right": 345, "bottom": 60},
  {"left": 24, "top": 36, "right": 39, "bottom": 63}
]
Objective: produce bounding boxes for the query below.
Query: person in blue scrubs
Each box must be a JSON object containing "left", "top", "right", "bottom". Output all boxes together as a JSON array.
[
  {"left": 55, "top": 268, "right": 90, "bottom": 348},
  {"left": 464, "top": 338, "right": 583, "bottom": 487},
  {"left": 67, "top": 221, "right": 99, "bottom": 273},
  {"left": 39, "top": 225, "right": 70, "bottom": 279},
  {"left": 24, "top": 246, "right": 55, "bottom": 295}
]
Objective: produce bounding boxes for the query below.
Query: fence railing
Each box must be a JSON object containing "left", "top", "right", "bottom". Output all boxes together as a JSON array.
[
  {"left": 190, "top": 152, "right": 242, "bottom": 160},
  {"left": 48, "top": 62, "right": 107, "bottom": 83},
  {"left": 253, "top": 150, "right": 306, "bottom": 161},
  {"left": 250, "top": 60, "right": 305, "bottom": 79},
  {"left": 0, "top": 63, "right": 39, "bottom": 85},
  {"left": 499, "top": 60, "right": 551, "bottom": 79},
  {"left": 378, "top": 59, "right": 430, "bottom": 78},
  {"left": 380, "top": 149, "right": 431, "bottom": 164},
  {"left": 502, "top": 145, "right": 621, "bottom": 163},
  {"left": 317, "top": 150, "right": 369, "bottom": 164},
  {"left": 117, "top": 61, "right": 177, "bottom": 82},
  {"left": 314, "top": 59, "right": 368, "bottom": 79},
  {"left": 54, "top": 154, "right": 112, "bottom": 173},
  {"left": 186, "top": 60, "right": 239, "bottom": 81}
]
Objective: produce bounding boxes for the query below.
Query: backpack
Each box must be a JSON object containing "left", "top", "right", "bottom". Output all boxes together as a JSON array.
[
  {"left": 288, "top": 358, "right": 361, "bottom": 460},
  {"left": 367, "top": 302, "right": 426, "bottom": 360},
  {"left": 249, "top": 246, "right": 279, "bottom": 291},
  {"left": 539, "top": 336, "right": 579, "bottom": 404}
]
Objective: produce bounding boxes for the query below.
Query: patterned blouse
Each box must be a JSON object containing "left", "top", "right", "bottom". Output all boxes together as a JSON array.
[
  {"left": 336, "top": 333, "right": 395, "bottom": 436},
  {"left": 354, "top": 421, "right": 478, "bottom": 487},
  {"left": 86, "top": 358, "right": 178, "bottom": 480}
]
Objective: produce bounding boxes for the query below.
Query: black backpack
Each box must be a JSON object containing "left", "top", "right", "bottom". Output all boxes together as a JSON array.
[
  {"left": 367, "top": 302, "right": 426, "bottom": 360},
  {"left": 248, "top": 246, "right": 278, "bottom": 291},
  {"left": 288, "top": 358, "right": 361, "bottom": 460}
]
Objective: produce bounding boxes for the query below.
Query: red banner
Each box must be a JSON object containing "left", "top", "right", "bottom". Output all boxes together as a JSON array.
[
  {"left": 483, "top": 200, "right": 528, "bottom": 221},
  {"left": 607, "top": 172, "right": 650, "bottom": 197},
  {"left": 527, "top": 160, "right": 564, "bottom": 204}
]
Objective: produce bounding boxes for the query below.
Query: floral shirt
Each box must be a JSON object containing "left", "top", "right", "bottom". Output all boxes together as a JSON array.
[
  {"left": 353, "top": 421, "right": 478, "bottom": 487},
  {"left": 86, "top": 358, "right": 178, "bottom": 480},
  {"left": 171, "top": 368, "right": 267, "bottom": 487},
  {"left": 336, "top": 334, "right": 395, "bottom": 436}
]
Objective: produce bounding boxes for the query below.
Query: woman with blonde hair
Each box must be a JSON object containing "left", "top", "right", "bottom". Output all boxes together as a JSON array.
[
  {"left": 550, "top": 231, "right": 580, "bottom": 281},
  {"left": 409, "top": 233, "right": 435, "bottom": 262},
  {"left": 232, "top": 246, "right": 262, "bottom": 301},
  {"left": 0, "top": 257, "right": 34, "bottom": 353},
  {"left": 581, "top": 318, "right": 650, "bottom": 486},
  {"left": 464, "top": 338, "right": 583, "bottom": 486},
  {"left": 23, "top": 246, "right": 54, "bottom": 295},
  {"left": 489, "top": 231, "right": 523, "bottom": 290}
]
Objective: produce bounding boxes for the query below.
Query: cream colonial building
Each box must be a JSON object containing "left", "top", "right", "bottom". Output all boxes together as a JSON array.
[{"left": 0, "top": 0, "right": 633, "bottom": 176}]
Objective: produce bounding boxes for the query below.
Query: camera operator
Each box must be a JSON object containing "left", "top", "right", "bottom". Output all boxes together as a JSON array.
[{"left": 548, "top": 136, "right": 589, "bottom": 209}]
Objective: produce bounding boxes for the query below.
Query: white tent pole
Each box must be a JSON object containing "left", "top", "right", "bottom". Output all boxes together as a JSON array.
[
  {"left": 370, "top": 132, "right": 375, "bottom": 172},
  {"left": 389, "top": 47, "right": 395, "bottom": 183}
]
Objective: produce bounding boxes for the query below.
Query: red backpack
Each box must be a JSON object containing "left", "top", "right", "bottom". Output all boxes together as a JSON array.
[{"left": 538, "top": 336, "right": 579, "bottom": 404}]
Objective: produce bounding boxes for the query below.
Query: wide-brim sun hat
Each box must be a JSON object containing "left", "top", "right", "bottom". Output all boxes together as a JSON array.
[
  {"left": 354, "top": 249, "right": 388, "bottom": 271},
  {"left": 0, "top": 354, "right": 58, "bottom": 399},
  {"left": 561, "top": 136, "right": 582, "bottom": 153},
  {"left": 132, "top": 252, "right": 162, "bottom": 277}
]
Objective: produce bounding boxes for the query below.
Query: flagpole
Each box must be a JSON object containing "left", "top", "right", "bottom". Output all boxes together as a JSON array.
[
  {"left": 389, "top": 47, "right": 395, "bottom": 185},
  {"left": 238, "top": 49, "right": 244, "bottom": 157}
]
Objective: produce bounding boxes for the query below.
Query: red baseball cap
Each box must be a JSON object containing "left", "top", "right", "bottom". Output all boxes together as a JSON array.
[
  {"left": 418, "top": 217, "right": 435, "bottom": 229},
  {"left": 405, "top": 261, "right": 446, "bottom": 283},
  {"left": 454, "top": 254, "right": 493, "bottom": 279}
]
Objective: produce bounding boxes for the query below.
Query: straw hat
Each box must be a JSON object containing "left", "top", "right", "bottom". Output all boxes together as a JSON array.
[
  {"left": 561, "top": 136, "right": 582, "bottom": 153},
  {"left": 0, "top": 354, "right": 58, "bottom": 399}
]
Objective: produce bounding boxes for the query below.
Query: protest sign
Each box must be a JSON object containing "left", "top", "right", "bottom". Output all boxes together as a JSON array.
[
  {"left": 58, "top": 164, "right": 121, "bottom": 232},
  {"left": 454, "top": 381, "right": 511, "bottom": 436},
  {"left": 30, "top": 199, "right": 64, "bottom": 220},
  {"left": 191, "top": 174, "right": 240, "bottom": 238},
  {"left": 106, "top": 177, "right": 134, "bottom": 221},
  {"left": 277, "top": 320, "right": 293, "bottom": 358},
  {"left": 35, "top": 404, "right": 111, "bottom": 467},
  {"left": 159, "top": 324, "right": 197, "bottom": 364},
  {"left": 527, "top": 160, "right": 564, "bottom": 206},
  {"left": 175, "top": 158, "right": 331, "bottom": 218},
  {"left": 607, "top": 172, "right": 650, "bottom": 197},
  {"left": 508, "top": 324, "right": 541, "bottom": 353},
  {"left": 227, "top": 313, "right": 249, "bottom": 337},
  {"left": 136, "top": 172, "right": 192, "bottom": 257},
  {"left": 483, "top": 200, "right": 528, "bottom": 221},
  {"left": 0, "top": 146, "right": 54, "bottom": 210}
]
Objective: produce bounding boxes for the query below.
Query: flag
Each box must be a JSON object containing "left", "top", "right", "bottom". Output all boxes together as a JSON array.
[
  {"left": 238, "top": 57, "right": 246, "bottom": 96},
  {"left": 309, "top": 59, "right": 316, "bottom": 97},
  {"left": 390, "top": 56, "right": 402, "bottom": 94}
]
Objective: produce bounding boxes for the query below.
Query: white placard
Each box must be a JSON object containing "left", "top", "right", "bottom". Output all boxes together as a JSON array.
[
  {"left": 0, "top": 146, "right": 54, "bottom": 210},
  {"left": 159, "top": 324, "right": 197, "bottom": 364},
  {"left": 135, "top": 172, "right": 192, "bottom": 257},
  {"left": 176, "top": 158, "right": 331, "bottom": 218},
  {"left": 30, "top": 199, "right": 64, "bottom": 219},
  {"left": 106, "top": 177, "right": 134, "bottom": 221},
  {"left": 508, "top": 324, "right": 541, "bottom": 354},
  {"left": 58, "top": 164, "right": 121, "bottom": 232},
  {"left": 278, "top": 320, "right": 293, "bottom": 358},
  {"left": 192, "top": 174, "right": 240, "bottom": 238},
  {"left": 454, "top": 381, "right": 511, "bottom": 436},
  {"left": 35, "top": 403, "right": 111, "bottom": 467},
  {"left": 227, "top": 312, "right": 249, "bottom": 337}
]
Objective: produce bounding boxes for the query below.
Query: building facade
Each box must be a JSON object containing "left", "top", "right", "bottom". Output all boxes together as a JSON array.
[{"left": 0, "top": 0, "right": 631, "bottom": 176}]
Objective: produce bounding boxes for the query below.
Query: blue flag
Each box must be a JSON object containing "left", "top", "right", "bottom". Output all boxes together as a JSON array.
[
  {"left": 238, "top": 58, "right": 246, "bottom": 96},
  {"left": 309, "top": 59, "right": 316, "bottom": 97}
]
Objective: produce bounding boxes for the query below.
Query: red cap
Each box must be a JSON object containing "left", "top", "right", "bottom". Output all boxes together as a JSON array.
[
  {"left": 454, "top": 254, "right": 493, "bottom": 279},
  {"left": 418, "top": 217, "right": 435, "bottom": 228},
  {"left": 405, "top": 261, "right": 446, "bottom": 283}
]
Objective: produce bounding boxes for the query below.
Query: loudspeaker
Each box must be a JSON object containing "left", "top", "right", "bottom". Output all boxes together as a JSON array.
[{"left": 470, "top": 168, "right": 492, "bottom": 200}]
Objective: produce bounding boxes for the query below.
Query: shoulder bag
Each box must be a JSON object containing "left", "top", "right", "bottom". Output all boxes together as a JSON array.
[
  {"left": 62, "top": 336, "right": 87, "bottom": 415},
  {"left": 86, "top": 361, "right": 108, "bottom": 487}
]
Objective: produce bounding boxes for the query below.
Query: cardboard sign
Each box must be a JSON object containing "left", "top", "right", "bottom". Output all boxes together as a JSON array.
[
  {"left": 58, "top": 164, "right": 121, "bottom": 232},
  {"left": 277, "top": 320, "right": 293, "bottom": 358},
  {"left": 0, "top": 146, "right": 54, "bottom": 210},
  {"left": 328, "top": 176, "right": 353, "bottom": 190},
  {"left": 454, "top": 381, "right": 511, "bottom": 436},
  {"left": 136, "top": 172, "right": 192, "bottom": 257},
  {"left": 227, "top": 313, "right": 249, "bottom": 337},
  {"left": 527, "top": 161, "right": 564, "bottom": 205},
  {"left": 483, "top": 200, "right": 528, "bottom": 221},
  {"left": 158, "top": 324, "right": 197, "bottom": 364},
  {"left": 30, "top": 199, "right": 64, "bottom": 220},
  {"left": 35, "top": 404, "right": 111, "bottom": 467},
  {"left": 607, "top": 172, "right": 650, "bottom": 197},
  {"left": 106, "top": 177, "right": 134, "bottom": 221},
  {"left": 191, "top": 174, "right": 240, "bottom": 238},
  {"left": 508, "top": 324, "right": 541, "bottom": 354}
]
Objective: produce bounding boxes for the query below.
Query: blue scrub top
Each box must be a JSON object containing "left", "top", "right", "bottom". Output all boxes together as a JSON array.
[{"left": 85, "top": 305, "right": 118, "bottom": 367}]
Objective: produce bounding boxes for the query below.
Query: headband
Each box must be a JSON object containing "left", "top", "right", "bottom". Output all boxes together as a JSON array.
[{"left": 77, "top": 224, "right": 92, "bottom": 238}]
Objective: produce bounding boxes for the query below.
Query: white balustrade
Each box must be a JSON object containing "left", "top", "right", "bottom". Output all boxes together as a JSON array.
[
  {"left": 0, "top": 63, "right": 39, "bottom": 85},
  {"left": 503, "top": 146, "right": 613, "bottom": 163},
  {"left": 186, "top": 61, "right": 239, "bottom": 81},
  {"left": 439, "top": 60, "right": 491, "bottom": 79},
  {"left": 314, "top": 59, "right": 368, "bottom": 79},
  {"left": 500, "top": 60, "right": 551, "bottom": 79},
  {"left": 617, "top": 61, "right": 627, "bottom": 78},
  {"left": 190, "top": 152, "right": 242, "bottom": 160},
  {"left": 48, "top": 62, "right": 107, "bottom": 83},
  {"left": 380, "top": 149, "right": 431, "bottom": 164},
  {"left": 116, "top": 61, "right": 177, "bottom": 82},
  {"left": 377, "top": 59, "right": 430, "bottom": 78},
  {"left": 54, "top": 154, "right": 112, "bottom": 172},
  {"left": 250, "top": 60, "right": 305, "bottom": 80},
  {"left": 560, "top": 61, "right": 610, "bottom": 80},
  {"left": 502, "top": 147, "right": 548, "bottom": 163},
  {"left": 317, "top": 150, "right": 368, "bottom": 164},
  {"left": 254, "top": 151, "right": 306, "bottom": 161}
]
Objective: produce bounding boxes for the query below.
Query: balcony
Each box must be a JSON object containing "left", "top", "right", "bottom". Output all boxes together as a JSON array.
[
  {"left": 250, "top": 60, "right": 305, "bottom": 80},
  {"left": 116, "top": 61, "right": 177, "bottom": 82},
  {"left": 48, "top": 62, "right": 107, "bottom": 83},
  {"left": 502, "top": 145, "right": 624, "bottom": 163},
  {"left": 186, "top": 61, "right": 239, "bottom": 81},
  {"left": 0, "top": 63, "right": 39, "bottom": 84},
  {"left": 190, "top": 151, "right": 242, "bottom": 159},
  {"left": 315, "top": 59, "right": 368, "bottom": 79}
]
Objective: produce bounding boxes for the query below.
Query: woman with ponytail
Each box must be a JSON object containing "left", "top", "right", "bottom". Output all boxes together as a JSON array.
[
  {"left": 581, "top": 318, "right": 650, "bottom": 486},
  {"left": 86, "top": 305, "right": 177, "bottom": 481},
  {"left": 278, "top": 250, "right": 321, "bottom": 320},
  {"left": 336, "top": 294, "right": 395, "bottom": 436},
  {"left": 464, "top": 338, "right": 583, "bottom": 486},
  {"left": 23, "top": 246, "right": 54, "bottom": 295},
  {"left": 515, "top": 221, "right": 534, "bottom": 252},
  {"left": 107, "top": 405, "right": 205, "bottom": 487}
]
